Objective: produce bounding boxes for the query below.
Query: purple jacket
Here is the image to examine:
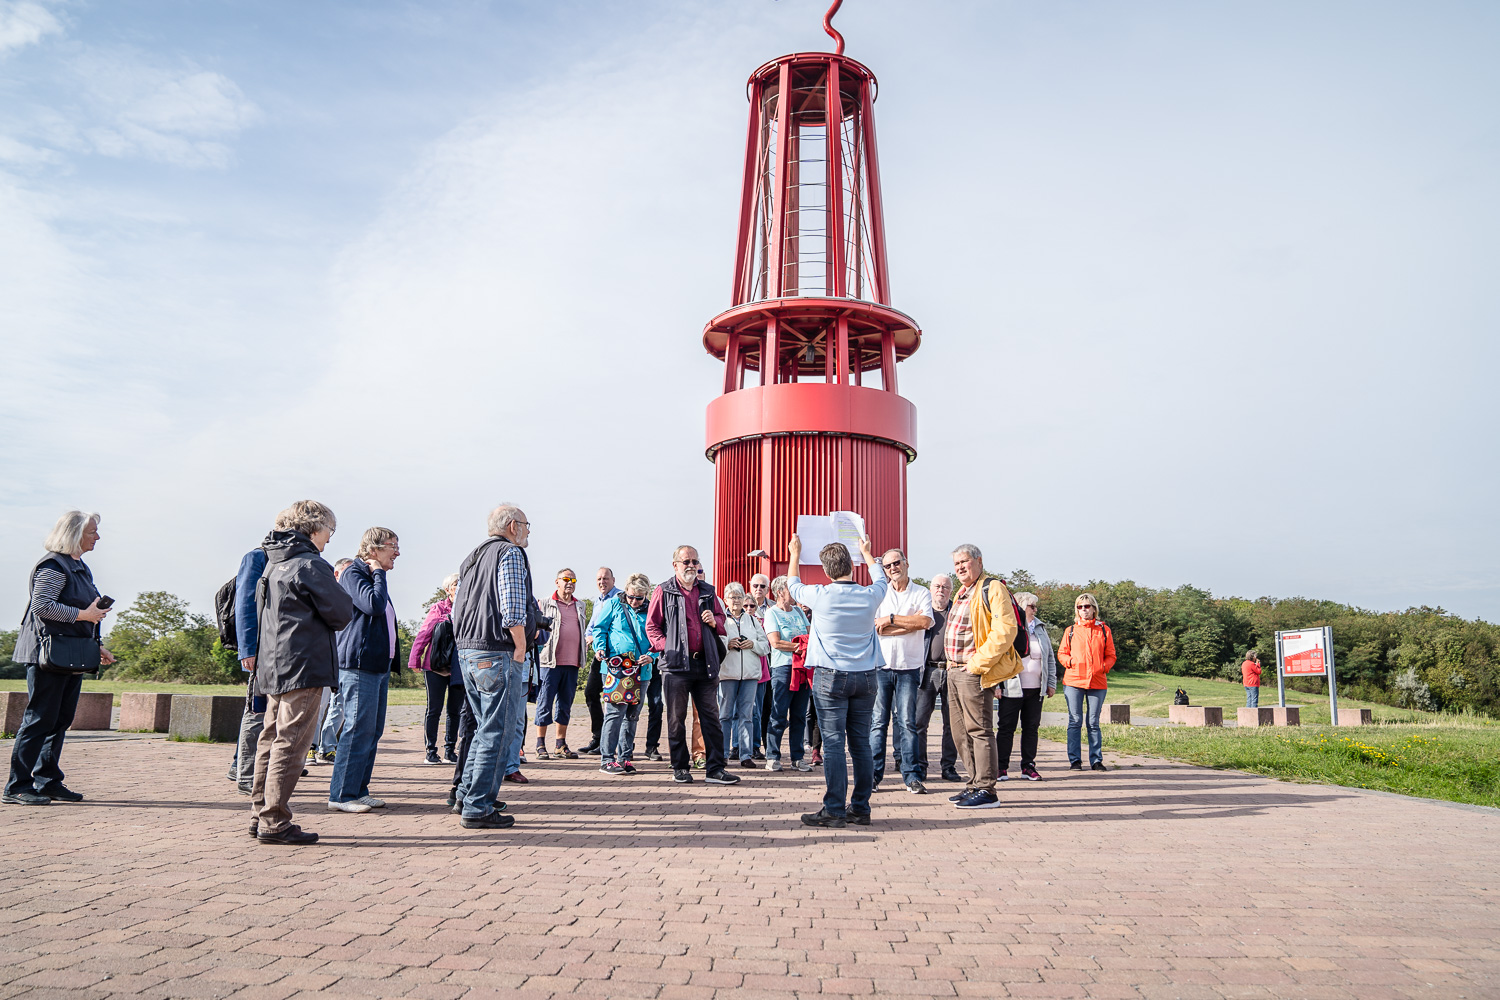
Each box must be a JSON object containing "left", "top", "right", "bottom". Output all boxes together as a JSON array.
[{"left": 408, "top": 597, "right": 452, "bottom": 671}]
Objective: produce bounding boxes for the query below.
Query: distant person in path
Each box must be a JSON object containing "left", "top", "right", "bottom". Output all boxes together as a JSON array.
[
  {"left": 872, "top": 548, "right": 934, "bottom": 795},
  {"left": 1057, "top": 592, "right": 1116, "bottom": 772},
  {"left": 589, "top": 573, "right": 655, "bottom": 774},
  {"left": 718, "top": 582, "right": 770, "bottom": 768},
  {"left": 997, "top": 592, "right": 1057, "bottom": 782},
  {"left": 1242, "top": 650, "right": 1263, "bottom": 708},
  {"left": 327, "top": 527, "right": 401, "bottom": 813},
  {"left": 912, "top": 573, "right": 960, "bottom": 784},
  {"left": 787, "top": 533, "right": 887, "bottom": 828},
  {"left": 5, "top": 511, "right": 115, "bottom": 807},
  {"left": 580, "top": 567, "right": 622, "bottom": 755},
  {"left": 536, "top": 569, "right": 586, "bottom": 760},
  {"left": 763, "top": 576, "right": 812, "bottom": 772},
  {"left": 250, "top": 500, "right": 353, "bottom": 844},
  {"left": 646, "top": 545, "right": 738, "bottom": 786},
  {"left": 944, "top": 544, "right": 1023, "bottom": 810},
  {"left": 409, "top": 574, "right": 462, "bottom": 765}
]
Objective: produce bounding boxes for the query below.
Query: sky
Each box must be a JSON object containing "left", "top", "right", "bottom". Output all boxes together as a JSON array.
[{"left": 1, "top": 0, "right": 1497, "bottom": 630}]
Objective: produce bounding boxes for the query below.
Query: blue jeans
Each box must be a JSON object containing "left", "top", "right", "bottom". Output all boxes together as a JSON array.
[
  {"left": 601, "top": 701, "right": 641, "bottom": 763},
  {"left": 811, "top": 668, "right": 877, "bottom": 819},
  {"left": 1246, "top": 686, "right": 1259, "bottom": 707},
  {"left": 718, "top": 678, "right": 759, "bottom": 762},
  {"left": 318, "top": 682, "right": 345, "bottom": 753},
  {"left": 457, "top": 650, "right": 525, "bottom": 819},
  {"left": 5, "top": 666, "right": 82, "bottom": 797},
  {"left": 535, "top": 665, "right": 578, "bottom": 728},
  {"left": 328, "top": 669, "right": 388, "bottom": 802},
  {"left": 766, "top": 666, "right": 811, "bottom": 762},
  {"left": 1063, "top": 685, "right": 1106, "bottom": 766},
  {"left": 871, "top": 669, "right": 921, "bottom": 785}
]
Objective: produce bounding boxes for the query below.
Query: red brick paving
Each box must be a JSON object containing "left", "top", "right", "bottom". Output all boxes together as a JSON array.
[{"left": 0, "top": 725, "right": 1496, "bottom": 1000}]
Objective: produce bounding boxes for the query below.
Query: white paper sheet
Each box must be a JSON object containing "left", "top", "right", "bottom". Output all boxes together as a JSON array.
[{"left": 794, "top": 511, "right": 867, "bottom": 564}]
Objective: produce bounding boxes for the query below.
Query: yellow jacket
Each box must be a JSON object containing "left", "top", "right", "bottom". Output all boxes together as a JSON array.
[{"left": 963, "top": 577, "right": 1023, "bottom": 689}]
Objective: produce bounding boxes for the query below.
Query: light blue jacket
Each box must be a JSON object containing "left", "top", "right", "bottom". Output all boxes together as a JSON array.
[
  {"left": 787, "top": 574, "right": 889, "bottom": 672},
  {"left": 588, "top": 595, "right": 654, "bottom": 683}
]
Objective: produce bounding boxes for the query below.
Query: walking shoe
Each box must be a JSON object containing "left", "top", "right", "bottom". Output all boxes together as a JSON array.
[
  {"left": 905, "top": 780, "right": 928, "bottom": 795},
  {"left": 425, "top": 749, "right": 442, "bottom": 765},
  {"left": 534, "top": 744, "right": 551, "bottom": 760},
  {"left": 847, "top": 811, "right": 871, "bottom": 826},
  {"left": 1070, "top": 761, "right": 1083, "bottom": 771},
  {"left": 645, "top": 750, "right": 664, "bottom": 761},
  {"left": 998, "top": 769, "right": 1010, "bottom": 782},
  {"left": 810, "top": 749, "right": 823, "bottom": 766},
  {"left": 248, "top": 822, "right": 259, "bottom": 837},
  {"left": 1091, "top": 761, "right": 1107, "bottom": 771},
  {"left": 705, "top": 769, "right": 741, "bottom": 785},
  {"left": 315, "top": 750, "right": 335, "bottom": 764},
  {"left": 954, "top": 789, "right": 1001, "bottom": 810},
  {"left": 621, "top": 762, "right": 637, "bottom": 774},
  {"left": 1022, "top": 766, "right": 1042, "bottom": 781},
  {"left": 519, "top": 749, "right": 527, "bottom": 764},
  {"left": 578, "top": 742, "right": 601, "bottom": 756},
  {"left": 37, "top": 784, "right": 83, "bottom": 802},
  {"left": 301, "top": 768, "right": 309, "bottom": 777},
  {"left": 445, "top": 747, "right": 458, "bottom": 763},
  {"left": 948, "top": 789, "right": 970, "bottom": 802},
  {"left": 445, "top": 791, "right": 457, "bottom": 808},
  {"left": 601, "top": 762, "right": 625, "bottom": 775},
  {"left": 740, "top": 758, "right": 758, "bottom": 769},
  {"left": 2, "top": 791, "right": 50, "bottom": 805},
  {"left": 236, "top": 784, "right": 253, "bottom": 796},
  {"left": 327, "top": 800, "right": 372, "bottom": 813},
  {"left": 258, "top": 825, "right": 319, "bottom": 845},
  {"left": 453, "top": 798, "right": 509, "bottom": 814},
  {"left": 504, "top": 771, "right": 529, "bottom": 784},
  {"left": 691, "top": 755, "right": 706, "bottom": 770},
  {"left": 800, "top": 809, "right": 846, "bottom": 828},
  {"left": 767, "top": 758, "right": 784, "bottom": 771},
  {"left": 306, "top": 748, "right": 317, "bottom": 763},
  {"left": 673, "top": 769, "right": 693, "bottom": 783},
  {"left": 355, "top": 795, "right": 386, "bottom": 809},
  {"left": 461, "top": 810, "right": 516, "bottom": 829},
  {"left": 940, "top": 768, "right": 963, "bottom": 782},
  {"left": 793, "top": 759, "right": 813, "bottom": 772},
  {"left": 752, "top": 751, "right": 766, "bottom": 761},
  {"left": 556, "top": 742, "right": 579, "bottom": 759}
]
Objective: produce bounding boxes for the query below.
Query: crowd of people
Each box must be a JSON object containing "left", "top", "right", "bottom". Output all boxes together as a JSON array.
[{"left": 4, "top": 505, "right": 1120, "bottom": 843}]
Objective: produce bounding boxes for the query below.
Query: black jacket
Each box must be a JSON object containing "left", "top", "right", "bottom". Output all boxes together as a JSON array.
[{"left": 254, "top": 530, "right": 354, "bottom": 695}]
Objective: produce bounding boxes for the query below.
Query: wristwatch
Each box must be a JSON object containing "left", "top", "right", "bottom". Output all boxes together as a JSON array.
[{"left": 889, "top": 613, "right": 895, "bottom": 627}]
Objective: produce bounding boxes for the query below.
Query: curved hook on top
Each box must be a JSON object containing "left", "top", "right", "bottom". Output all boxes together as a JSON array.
[{"left": 824, "top": 0, "right": 845, "bottom": 55}]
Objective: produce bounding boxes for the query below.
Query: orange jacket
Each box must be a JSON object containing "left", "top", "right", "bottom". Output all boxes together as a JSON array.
[
  {"left": 1057, "top": 618, "right": 1116, "bottom": 690},
  {"left": 1241, "top": 659, "right": 1262, "bottom": 687}
]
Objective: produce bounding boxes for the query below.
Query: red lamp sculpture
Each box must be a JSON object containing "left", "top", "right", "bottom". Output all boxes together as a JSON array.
[{"left": 705, "top": 1, "right": 922, "bottom": 587}]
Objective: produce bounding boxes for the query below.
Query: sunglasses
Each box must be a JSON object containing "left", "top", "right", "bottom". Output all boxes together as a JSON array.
[
  {"left": 1076, "top": 604, "right": 1096, "bottom": 610},
  {"left": 881, "top": 562, "right": 902, "bottom": 570},
  {"left": 624, "top": 594, "right": 647, "bottom": 603},
  {"left": 678, "top": 559, "right": 701, "bottom": 566}
]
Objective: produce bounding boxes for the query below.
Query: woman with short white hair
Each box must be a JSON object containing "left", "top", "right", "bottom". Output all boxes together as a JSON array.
[
  {"left": 5, "top": 511, "right": 116, "bottom": 806},
  {"left": 718, "top": 582, "right": 770, "bottom": 768},
  {"left": 997, "top": 592, "right": 1057, "bottom": 781}
]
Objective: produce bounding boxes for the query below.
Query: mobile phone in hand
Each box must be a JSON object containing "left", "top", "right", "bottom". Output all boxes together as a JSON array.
[{"left": 96, "top": 596, "right": 115, "bottom": 610}]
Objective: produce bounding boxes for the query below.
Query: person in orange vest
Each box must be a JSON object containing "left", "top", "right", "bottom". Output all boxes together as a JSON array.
[
  {"left": 1056, "top": 593, "right": 1116, "bottom": 772},
  {"left": 1242, "top": 651, "right": 1263, "bottom": 707}
]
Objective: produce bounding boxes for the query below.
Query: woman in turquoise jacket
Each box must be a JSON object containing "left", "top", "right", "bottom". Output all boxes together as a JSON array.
[{"left": 588, "top": 573, "right": 655, "bottom": 774}]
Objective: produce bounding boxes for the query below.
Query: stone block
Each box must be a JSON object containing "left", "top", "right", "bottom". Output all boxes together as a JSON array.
[
  {"left": 1105, "top": 703, "right": 1131, "bottom": 725},
  {"left": 1237, "top": 707, "right": 1275, "bottom": 727},
  {"left": 169, "top": 694, "right": 243, "bottom": 742},
  {"left": 1335, "top": 708, "right": 1374, "bottom": 726},
  {"left": 1168, "top": 705, "right": 1223, "bottom": 727},
  {"left": 1271, "top": 706, "right": 1301, "bottom": 726},
  {"left": 69, "top": 692, "right": 114, "bottom": 731},
  {"left": 119, "top": 692, "right": 173, "bottom": 732},
  {"left": 1, "top": 691, "right": 29, "bottom": 736}
]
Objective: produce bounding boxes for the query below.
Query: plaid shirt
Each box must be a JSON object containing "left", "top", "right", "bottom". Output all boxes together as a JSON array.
[
  {"left": 497, "top": 545, "right": 531, "bottom": 629},
  {"left": 945, "top": 582, "right": 978, "bottom": 666}
]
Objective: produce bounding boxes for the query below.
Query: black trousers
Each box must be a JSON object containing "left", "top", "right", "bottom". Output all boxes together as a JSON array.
[
  {"left": 644, "top": 670, "right": 663, "bottom": 752},
  {"left": 583, "top": 663, "right": 604, "bottom": 743},
  {"left": 5, "top": 666, "right": 82, "bottom": 797},
  {"left": 996, "top": 687, "right": 1045, "bottom": 771},
  {"left": 664, "top": 668, "right": 725, "bottom": 773},
  {"left": 805, "top": 694, "right": 821, "bottom": 751},
  {"left": 449, "top": 695, "right": 476, "bottom": 794},
  {"left": 913, "top": 664, "right": 958, "bottom": 779},
  {"left": 423, "top": 671, "right": 462, "bottom": 752}
]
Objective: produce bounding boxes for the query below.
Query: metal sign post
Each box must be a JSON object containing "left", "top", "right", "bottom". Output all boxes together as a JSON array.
[
  {"left": 1324, "top": 625, "right": 1339, "bottom": 726},
  {"left": 1275, "top": 633, "right": 1287, "bottom": 708}
]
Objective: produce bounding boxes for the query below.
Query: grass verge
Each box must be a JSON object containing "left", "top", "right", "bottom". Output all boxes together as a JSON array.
[
  {"left": 1040, "top": 722, "right": 1500, "bottom": 808},
  {"left": 0, "top": 678, "right": 431, "bottom": 707}
]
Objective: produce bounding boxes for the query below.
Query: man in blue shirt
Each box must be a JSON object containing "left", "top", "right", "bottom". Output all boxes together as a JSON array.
[{"left": 786, "top": 531, "right": 885, "bottom": 828}]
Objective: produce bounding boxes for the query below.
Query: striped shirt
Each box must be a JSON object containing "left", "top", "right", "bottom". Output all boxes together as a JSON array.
[
  {"left": 31, "top": 566, "right": 81, "bottom": 623},
  {"left": 944, "top": 583, "right": 978, "bottom": 666}
]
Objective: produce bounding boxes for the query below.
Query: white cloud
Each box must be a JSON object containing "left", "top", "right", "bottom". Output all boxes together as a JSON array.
[{"left": 0, "top": 0, "right": 60, "bottom": 56}]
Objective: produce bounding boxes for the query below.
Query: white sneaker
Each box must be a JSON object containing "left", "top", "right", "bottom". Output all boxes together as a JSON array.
[
  {"left": 327, "top": 800, "right": 371, "bottom": 813},
  {"left": 356, "top": 795, "right": 385, "bottom": 809},
  {"left": 767, "top": 758, "right": 783, "bottom": 771},
  {"left": 793, "top": 759, "right": 813, "bottom": 772}
]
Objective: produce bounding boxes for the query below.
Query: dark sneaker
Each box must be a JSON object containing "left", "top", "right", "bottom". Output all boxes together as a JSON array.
[
  {"left": 740, "top": 758, "right": 758, "bottom": 769},
  {"left": 1070, "top": 761, "right": 1083, "bottom": 771},
  {"left": 847, "top": 812, "right": 871, "bottom": 826},
  {"left": 705, "top": 769, "right": 741, "bottom": 785},
  {"left": 461, "top": 810, "right": 516, "bottom": 829},
  {"left": 752, "top": 751, "right": 766, "bottom": 761},
  {"left": 445, "top": 791, "right": 457, "bottom": 808},
  {"left": 578, "top": 742, "right": 601, "bottom": 756},
  {"left": 556, "top": 743, "right": 579, "bottom": 760},
  {"left": 258, "top": 825, "right": 319, "bottom": 845},
  {"left": 37, "top": 784, "right": 83, "bottom": 802},
  {"left": 955, "top": 789, "right": 1001, "bottom": 810},
  {"left": 2, "top": 791, "right": 51, "bottom": 805},
  {"left": 621, "top": 762, "right": 637, "bottom": 774},
  {"left": 315, "top": 750, "right": 336, "bottom": 764},
  {"left": 1022, "top": 766, "right": 1042, "bottom": 781},
  {"left": 800, "top": 809, "right": 846, "bottom": 828},
  {"left": 673, "top": 769, "right": 693, "bottom": 783},
  {"left": 1091, "top": 761, "right": 1107, "bottom": 771},
  {"left": 948, "top": 789, "right": 970, "bottom": 802},
  {"left": 236, "top": 784, "right": 253, "bottom": 796},
  {"left": 425, "top": 749, "right": 442, "bottom": 765},
  {"left": 941, "top": 768, "right": 963, "bottom": 782},
  {"left": 645, "top": 751, "right": 664, "bottom": 762},
  {"left": 445, "top": 748, "right": 458, "bottom": 763},
  {"left": 601, "top": 762, "right": 625, "bottom": 775},
  {"left": 998, "top": 769, "right": 1010, "bottom": 782},
  {"left": 248, "top": 823, "right": 259, "bottom": 837},
  {"left": 503, "top": 771, "right": 529, "bottom": 784},
  {"left": 905, "top": 780, "right": 927, "bottom": 795}
]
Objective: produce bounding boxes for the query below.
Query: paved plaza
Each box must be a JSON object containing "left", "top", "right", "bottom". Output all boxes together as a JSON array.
[{"left": 1, "top": 722, "right": 1496, "bottom": 1000}]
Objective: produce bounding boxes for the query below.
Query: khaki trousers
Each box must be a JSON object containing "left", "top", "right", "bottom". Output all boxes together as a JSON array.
[
  {"left": 947, "top": 667, "right": 998, "bottom": 793},
  {"left": 251, "top": 686, "right": 323, "bottom": 834}
]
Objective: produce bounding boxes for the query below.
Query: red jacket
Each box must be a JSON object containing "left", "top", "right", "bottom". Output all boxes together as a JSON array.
[{"left": 1242, "top": 659, "right": 1262, "bottom": 687}]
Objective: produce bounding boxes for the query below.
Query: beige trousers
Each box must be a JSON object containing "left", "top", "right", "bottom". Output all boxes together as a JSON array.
[
  {"left": 251, "top": 686, "right": 323, "bottom": 834},
  {"left": 947, "top": 667, "right": 999, "bottom": 792}
]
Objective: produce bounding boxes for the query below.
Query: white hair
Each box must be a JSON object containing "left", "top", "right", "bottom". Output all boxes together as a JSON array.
[
  {"left": 1015, "top": 591, "right": 1039, "bottom": 610},
  {"left": 442, "top": 573, "right": 459, "bottom": 590},
  {"left": 487, "top": 503, "right": 524, "bottom": 537},
  {"left": 722, "top": 582, "right": 746, "bottom": 598},
  {"left": 952, "top": 543, "right": 983, "bottom": 562},
  {"left": 44, "top": 510, "right": 100, "bottom": 558}
]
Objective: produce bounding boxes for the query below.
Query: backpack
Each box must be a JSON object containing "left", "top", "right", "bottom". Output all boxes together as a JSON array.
[
  {"left": 214, "top": 577, "right": 238, "bottom": 651},
  {"left": 979, "top": 578, "right": 1030, "bottom": 659},
  {"left": 1174, "top": 688, "right": 1189, "bottom": 705}
]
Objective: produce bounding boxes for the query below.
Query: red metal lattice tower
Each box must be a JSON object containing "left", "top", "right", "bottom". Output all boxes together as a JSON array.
[{"left": 705, "top": 2, "right": 921, "bottom": 588}]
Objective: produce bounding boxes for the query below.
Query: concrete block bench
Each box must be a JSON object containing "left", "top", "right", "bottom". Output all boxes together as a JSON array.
[
  {"left": 120, "top": 692, "right": 173, "bottom": 732},
  {"left": 1272, "top": 706, "right": 1301, "bottom": 726},
  {"left": 1105, "top": 703, "right": 1131, "bottom": 725},
  {"left": 69, "top": 692, "right": 114, "bottom": 731},
  {"left": 1237, "top": 707, "right": 1276, "bottom": 727},
  {"left": 1, "top": 691, "right": 29, "bottom": 736},
  {"left": 1168, "top": 705, "right": 1223, "bottom": 727},
  {"left": 169, "top": 695, "right": 242, "bottom": 742},
  {"left": 1335, "top": 708, "right": 1374, "bottom": 726}
]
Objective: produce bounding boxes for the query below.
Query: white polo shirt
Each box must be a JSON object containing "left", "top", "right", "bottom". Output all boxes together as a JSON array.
[{"left": 876, "top": 581, "right": 934, "bottom": 671}]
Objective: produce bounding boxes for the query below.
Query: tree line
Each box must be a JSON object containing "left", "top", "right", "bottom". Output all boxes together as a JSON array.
[{"left": 1, "top": 579, "right": 1494, "bottom": 717}]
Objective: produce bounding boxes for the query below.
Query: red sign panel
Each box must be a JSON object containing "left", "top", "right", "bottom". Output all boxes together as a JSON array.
[{"left": 1279, "top": 630, "right": 1329, "bottom": 677}]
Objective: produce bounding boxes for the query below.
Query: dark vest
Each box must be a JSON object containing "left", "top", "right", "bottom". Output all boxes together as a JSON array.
[
  {"left": 13, "top": 552, "right": 100, "bottom": 665},
  {"left": 658, "top": 577, "right": 723, "bottom": 678},
  {"left": 453, "top": 537, "right": 537, "bottom": 653}
]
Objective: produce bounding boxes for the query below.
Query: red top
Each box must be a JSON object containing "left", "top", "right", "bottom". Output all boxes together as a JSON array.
[{"left": 1242, "top": 659, "right": 1262, "bottom": 687}]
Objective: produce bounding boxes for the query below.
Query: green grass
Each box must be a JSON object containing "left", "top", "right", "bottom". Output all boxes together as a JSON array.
[{"left": 1040, "top": 721, "right": 1500, "bottom": 808}]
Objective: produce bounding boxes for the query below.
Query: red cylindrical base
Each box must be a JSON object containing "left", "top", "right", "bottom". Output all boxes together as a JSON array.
[{"left": 712, "top": 433, "right": 908, "bottom": 591}]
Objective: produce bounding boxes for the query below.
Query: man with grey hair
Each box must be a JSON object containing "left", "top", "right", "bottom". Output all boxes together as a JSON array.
[
  {"left": 450, "top": 503, "right": 538, "bottom": 829},
  {"left": 748, "top": 573, "right": 772, "bottom": 759},
  {"left": 913, "top": 573, "right": 960, "bottom": 783},
  {"left": 872, "top": 548, "right": 934, "bottom": 794}
]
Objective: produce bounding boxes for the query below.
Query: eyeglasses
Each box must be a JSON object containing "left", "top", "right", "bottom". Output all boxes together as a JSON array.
[
  {"left": 677, "top": 559, "right": 701, "bottom": 566},
  {"left": 881, "top": 561, "right": 903, "bottom": 570},
  {"left": 624, "top": 594, "right": 647, "bottom": 603}
]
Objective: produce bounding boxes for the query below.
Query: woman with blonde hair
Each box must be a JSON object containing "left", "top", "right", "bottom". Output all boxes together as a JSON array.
[{"left": 1056, "top": 592, "right": 1116, "bottom": 772}]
